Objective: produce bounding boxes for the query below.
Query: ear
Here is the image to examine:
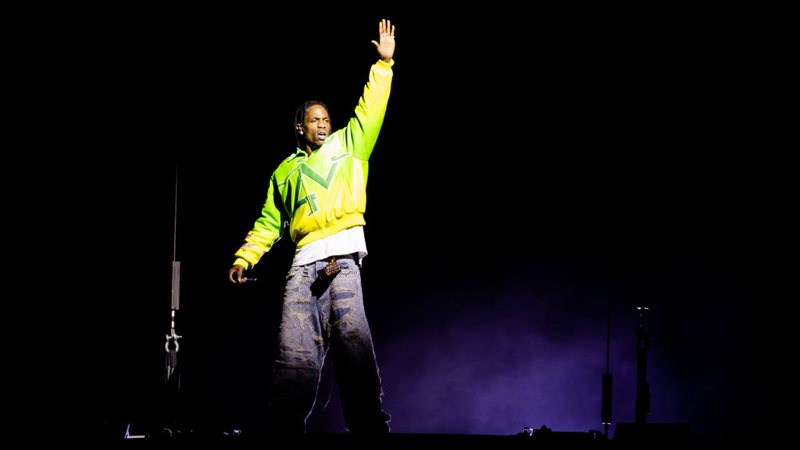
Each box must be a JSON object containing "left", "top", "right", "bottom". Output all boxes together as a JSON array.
[{"left": 296, "top": 124, "right": 303, "bottom": 134}]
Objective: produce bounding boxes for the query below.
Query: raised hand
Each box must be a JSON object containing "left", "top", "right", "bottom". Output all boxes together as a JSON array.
[{"left": 371, "top": 18, "right": 396, "bottom": 63}]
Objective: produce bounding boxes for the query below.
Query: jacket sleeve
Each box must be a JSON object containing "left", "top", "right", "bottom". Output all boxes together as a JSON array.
[
  {"left": 345, "top": 59, "right": 394, "bottom": 161},
  {"left": 233, "top": 175, "right": 285, "bottom": 269}
]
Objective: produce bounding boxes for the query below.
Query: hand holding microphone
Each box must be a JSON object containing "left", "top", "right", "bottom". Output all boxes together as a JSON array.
[{"left": 229, "top": 264, "right": 257, "bottom": 285}]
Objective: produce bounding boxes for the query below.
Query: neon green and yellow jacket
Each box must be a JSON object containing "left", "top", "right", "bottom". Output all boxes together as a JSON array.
[{"left": 233, "top": 59, "right": 393, "bottom": 269}]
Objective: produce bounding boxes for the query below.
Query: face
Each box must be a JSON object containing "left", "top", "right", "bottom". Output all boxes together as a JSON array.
[{"left": 298, "top": 104, "right": 330, "bottom": 150}]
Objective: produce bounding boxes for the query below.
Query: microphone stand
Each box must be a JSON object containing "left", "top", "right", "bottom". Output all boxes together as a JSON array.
[
  {"left": 634, "top": 304, "right": 651, "bottom": 424},
  {"left": 601, "top": 285, "right": 613, "bottom": 437},
  {"left": 162, "top": 162, "right": 183, "bottom": 436}
]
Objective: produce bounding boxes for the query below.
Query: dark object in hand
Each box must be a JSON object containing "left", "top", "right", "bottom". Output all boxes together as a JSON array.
[{"left": 318, "top": 259, "right": 342, "bottom": 280}]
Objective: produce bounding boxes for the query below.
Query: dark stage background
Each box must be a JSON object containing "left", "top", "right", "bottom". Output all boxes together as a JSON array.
[{"left": 44, "top": 5, "right": 774, "bottom": 446}]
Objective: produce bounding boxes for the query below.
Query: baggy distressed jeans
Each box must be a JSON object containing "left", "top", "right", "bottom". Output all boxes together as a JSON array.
[{"left": 270, "top": 255, "right": 390, "bottom": 433}]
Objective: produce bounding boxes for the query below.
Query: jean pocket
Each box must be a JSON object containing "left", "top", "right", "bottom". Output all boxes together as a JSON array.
[{"left": 286, "top": 265, "right": 305, "bottom": 280}]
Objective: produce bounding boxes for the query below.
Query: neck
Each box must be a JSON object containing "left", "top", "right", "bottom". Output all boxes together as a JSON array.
[{"left": 304, "top": 141, "right": 322, "bottom": 155}]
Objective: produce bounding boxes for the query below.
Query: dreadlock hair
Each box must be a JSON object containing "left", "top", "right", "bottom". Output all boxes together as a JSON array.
[{"left": 294, "top": 100, "right": 328, "bottom": 150}]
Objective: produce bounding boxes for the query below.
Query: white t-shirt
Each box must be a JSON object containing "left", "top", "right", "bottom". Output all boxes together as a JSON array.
[{"left": 292, "top": 226, "right": 368, "bottom": 266}]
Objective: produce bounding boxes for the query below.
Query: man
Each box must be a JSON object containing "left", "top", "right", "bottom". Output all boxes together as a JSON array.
[{"left": 228, "top": 19, "right": 396, "bottom": 434}]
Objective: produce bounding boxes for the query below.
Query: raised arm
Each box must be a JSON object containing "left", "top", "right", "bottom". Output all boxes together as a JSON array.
[{"left": 370, "top": 19, "right": 396, "bottom": 63}]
